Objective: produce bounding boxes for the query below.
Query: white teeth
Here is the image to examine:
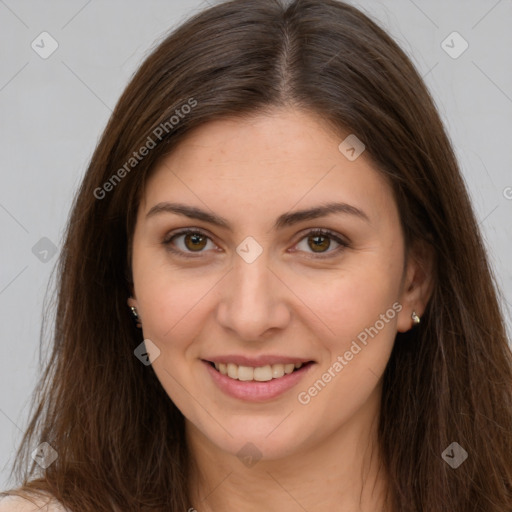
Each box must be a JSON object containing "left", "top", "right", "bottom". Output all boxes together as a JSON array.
[
  {"left": 227, "top": 363, "right": 238, "bottom": 379},
  {"left": 253, "top": 365, "right": 272, "bottom": 382},
  {"left": 272, "top": 364, "right": 285, "bottom": 379},
  {"left": 284, "top": 363, "right": 295, "bottom": 374},
  {"left": 238, "top": 366, "right": 256, "bottom": 381},
  {"left": 212, "top": 361, "right": 306, "bottom": 381}
]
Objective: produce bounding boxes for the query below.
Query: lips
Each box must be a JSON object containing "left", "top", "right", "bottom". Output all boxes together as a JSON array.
[{"left": 202, "top": 359, "right": 316, "bottom": 402}]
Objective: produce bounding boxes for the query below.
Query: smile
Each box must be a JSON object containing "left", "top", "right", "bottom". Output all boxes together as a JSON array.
[
  {"left": 202, "top": 359, "right": 316, "bottom": 402},
  {"left": 209, "top": 361, "right": 306, "bottom": 381}
]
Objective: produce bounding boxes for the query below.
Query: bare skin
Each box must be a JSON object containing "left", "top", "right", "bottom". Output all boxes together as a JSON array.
[{"left": 128, "top": 107, "right": 433, "bottom": 511}]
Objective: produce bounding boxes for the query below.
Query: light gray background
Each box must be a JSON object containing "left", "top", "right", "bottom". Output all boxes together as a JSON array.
[{"left": 1, "top": 0, "right": 511, "bottom": 492}]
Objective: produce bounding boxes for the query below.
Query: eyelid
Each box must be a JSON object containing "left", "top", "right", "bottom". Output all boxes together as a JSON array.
[
  {"left": 162, "top": 227, "right": 349, "bottom": 258},
  {"left": 162, "top": 226, "right": 213, "bottom": 244},
  {"left": 291, "top": 228, "right": 349, "bottom": 259},
  {"left": 162, "top": 227, "right": 216, "bottom": 257}
]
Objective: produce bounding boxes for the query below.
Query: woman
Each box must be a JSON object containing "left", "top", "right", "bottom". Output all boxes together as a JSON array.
[{"left": 1, "top": 0, "right": 511, "bottom": 510}]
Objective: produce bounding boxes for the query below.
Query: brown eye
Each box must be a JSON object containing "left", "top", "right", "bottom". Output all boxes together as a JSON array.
[
  {"left": 183, "top": 232, "right": 208, "bottom": 251},
  {"left": 308, "top": 233, "right": 331, "bottom": 253},
  {"left": 295, "top": 229, "right": 349, "bottom": 258},
  {"left": 163, "top": 229, "right": 215, "bottom": 257},
  {"left": 163, "top": 228, "right": 348, "bottom": 260}
]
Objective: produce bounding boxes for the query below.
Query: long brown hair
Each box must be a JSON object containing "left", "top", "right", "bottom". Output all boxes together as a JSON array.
[{"left": 2, "top": 0, "right": 511, "bottom": 510}]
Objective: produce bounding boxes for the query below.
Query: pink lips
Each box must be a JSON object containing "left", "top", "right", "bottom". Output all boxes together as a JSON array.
[{"left": 202, "top": 360, "right": 315, "bottom": 402}]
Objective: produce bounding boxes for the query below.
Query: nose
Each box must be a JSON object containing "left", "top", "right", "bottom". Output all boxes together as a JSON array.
[{"left": 215, "top": 251, "right": 291, "bottom": 342}]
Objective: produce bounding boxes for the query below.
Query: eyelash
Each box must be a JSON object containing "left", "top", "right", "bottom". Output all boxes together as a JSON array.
[{"left": 162, "top": 228, "right": 349, "bottom": 260}]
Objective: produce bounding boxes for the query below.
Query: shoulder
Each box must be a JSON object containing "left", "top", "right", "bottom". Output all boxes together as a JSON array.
[{"left": 0, "top": 494, "right": 68, "bottom": 512}]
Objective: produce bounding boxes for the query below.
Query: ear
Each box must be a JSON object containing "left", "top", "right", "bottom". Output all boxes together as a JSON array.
[
  {"left": 127, "top": 296, "right": 138, "bottom": 310},
  {"left": 396, "top": 240, "right": 435, "bottom": 333}
]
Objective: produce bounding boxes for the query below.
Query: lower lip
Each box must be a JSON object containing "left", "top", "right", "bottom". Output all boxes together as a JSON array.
[{"left": 202, "top": 360, "right": 315, "bottom": 402}]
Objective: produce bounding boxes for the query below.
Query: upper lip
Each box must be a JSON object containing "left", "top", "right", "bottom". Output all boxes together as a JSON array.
[{"left": 203, "top": 355, "right": 315, "bottom": 367}]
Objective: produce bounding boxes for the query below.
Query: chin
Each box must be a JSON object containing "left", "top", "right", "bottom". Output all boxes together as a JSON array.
[{"left": 193, "top": 417, "right": 311, "bottom": 463}]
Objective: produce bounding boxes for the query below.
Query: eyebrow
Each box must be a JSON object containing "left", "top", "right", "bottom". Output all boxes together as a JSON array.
[{"left": 145, "top": 201, "right": 370, "bottom": 231}]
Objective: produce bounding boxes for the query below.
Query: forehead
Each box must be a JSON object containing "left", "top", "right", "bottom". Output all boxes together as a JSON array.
[{"left": 141, "top": 108, "right": 396, "bottom": 226}]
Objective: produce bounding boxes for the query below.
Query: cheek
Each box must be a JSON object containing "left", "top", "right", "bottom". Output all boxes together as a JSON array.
[
  {"left": 291, "top": 257, "right": 401, "bottom": 346},
  {"left": 289, "top": 256, "right": 401, "bottom": 414},
  {"left": 138, "top": 280, "right": 200, "bottom": 343},
  {"left": 294, "top": 269, "right": 399, "bottom": 424},
  {"left": 133, "top": 266, "right": 214, "bottom": 421},
  {"left": 133, "top": 257, "right": 225, "bottom": 360}
]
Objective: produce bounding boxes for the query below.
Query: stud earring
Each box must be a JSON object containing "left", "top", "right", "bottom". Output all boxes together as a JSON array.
[
  {"left": 130, "top": 306, "right": 142, "bottom": 328},
  {"left": 411, "top": 311, "right": 421, "bottom": 325}
]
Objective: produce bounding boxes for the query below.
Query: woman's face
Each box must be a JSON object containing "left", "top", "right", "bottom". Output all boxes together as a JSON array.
[{"left": 129, "top": 107, "right": 421, "bottom": 461}]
